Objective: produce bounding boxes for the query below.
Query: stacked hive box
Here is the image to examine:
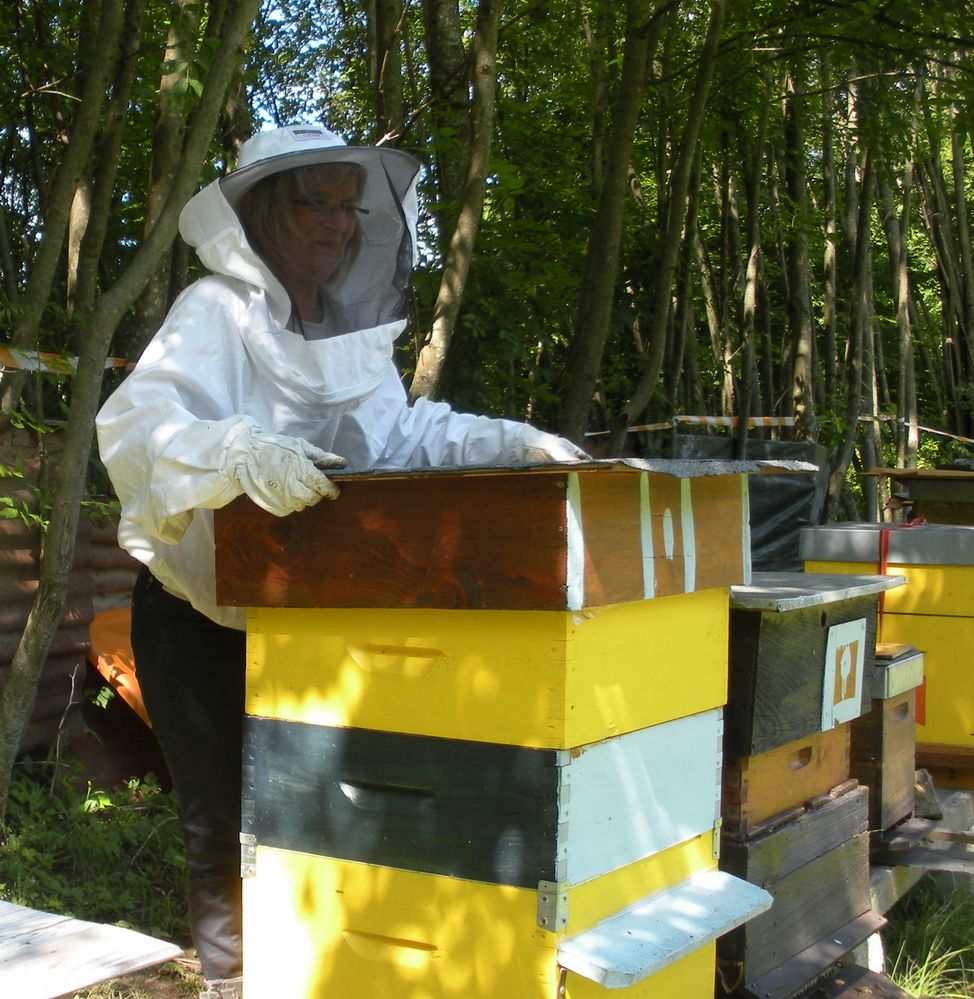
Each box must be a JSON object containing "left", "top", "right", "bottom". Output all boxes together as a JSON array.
[
  {"left": 802, "top": 523, "right": 974, "bottom": 787},
  {"left": 718, "top": 572, "right": 903, "bottom": 999},
  {"left": 850, "top": 644, "right": 925, "bottom": 833},
  {"left": 214, "top": 460, "right": 771, "bottom": 999}
]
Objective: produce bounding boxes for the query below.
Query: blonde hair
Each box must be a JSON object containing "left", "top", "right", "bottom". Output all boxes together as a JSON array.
[{"left": 239, "top": 162, "right": 367, "bottom": 276}]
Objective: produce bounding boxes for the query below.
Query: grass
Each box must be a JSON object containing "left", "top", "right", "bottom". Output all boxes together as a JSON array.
[
  {"left": 0, "top": 758, "right": 199, "bottom": 998},
  {"left": 883, "top": 874, "right": 974, "bottom": 997},
  {"left": 64, "top": 959, "right": 203, "bottom": 999},
  {"left": 0, "top": 758, "right": 190, "bottom": 945}
]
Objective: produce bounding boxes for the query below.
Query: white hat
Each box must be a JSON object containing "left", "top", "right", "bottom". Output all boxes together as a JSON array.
[{"left": 219, "top": 123, "right": 419, "bottom": 208}]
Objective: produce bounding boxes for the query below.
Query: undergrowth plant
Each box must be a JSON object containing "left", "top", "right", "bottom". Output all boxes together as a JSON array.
[
  {"left": 0, "top": 759, "right": 189, "bottom": 944},
  {"left": 883, "top": 874, "right": 974, "bottom": 997}
]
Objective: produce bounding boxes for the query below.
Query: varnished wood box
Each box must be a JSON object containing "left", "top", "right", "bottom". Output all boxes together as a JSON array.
[
  {"left": 725, "top": 573, "right": 903, "bottom": 758},
  {"left": 718, "top": 784, "right": 880, "bottom": 999},
  {"left": 215, "top": 460, "right": 752, "bottom": 612}
]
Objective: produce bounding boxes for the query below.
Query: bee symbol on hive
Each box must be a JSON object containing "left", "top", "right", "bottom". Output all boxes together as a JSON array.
[{"left": 822, "top": 620, "right": 867, "bottom": 729}]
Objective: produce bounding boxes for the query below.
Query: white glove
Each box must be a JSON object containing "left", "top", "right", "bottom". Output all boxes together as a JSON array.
[
  {"left": 227, "top": 427, "right": 346, "bottom": 516},
  {"left": 515, "top": 426, "right": 590, "bottom": 465}
]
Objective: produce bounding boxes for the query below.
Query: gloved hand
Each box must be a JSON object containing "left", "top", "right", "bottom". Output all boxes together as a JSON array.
[
  {"left": 227, "top": 427, "right": 346, "bottom": 516},
  {"left": 515, "top": 426, "right": 591, "bottom": 465}
]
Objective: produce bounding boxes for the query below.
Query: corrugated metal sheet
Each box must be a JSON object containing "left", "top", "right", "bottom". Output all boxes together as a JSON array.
[{"left": 0, "top": 432, "right": 138, "bottom": 753}]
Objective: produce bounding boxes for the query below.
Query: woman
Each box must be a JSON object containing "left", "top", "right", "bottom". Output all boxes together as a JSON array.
[{"left": 96, "top": 124, "right": 585, "bottom": 999}]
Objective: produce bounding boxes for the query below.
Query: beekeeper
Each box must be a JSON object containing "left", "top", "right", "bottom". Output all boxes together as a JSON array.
[{"left": 96, "top": 123, "right": 585, "bottom": 999}]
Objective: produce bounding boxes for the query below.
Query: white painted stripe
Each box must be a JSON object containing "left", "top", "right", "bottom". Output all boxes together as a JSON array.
[
  {"left": 565, "top": 472, "right": 585, "bottom": 610},
  {"left": 639, "top": 472, "right": 655, "bottom": 599},
  {"left": 681, "top": 478, "right": 696, "bottom": 593},
  {"left": 740, "top": 473, "right": 752, "bottom": 584},
  {"left": 662, "top": 508, "right": 675, "bottom": 559},
  {"left": 556, "top": 709, "right": 724, "bottom": 885}
]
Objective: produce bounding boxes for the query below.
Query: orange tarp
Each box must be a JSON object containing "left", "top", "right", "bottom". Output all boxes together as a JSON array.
[{"left": 88, "top": 606, "right": 150, "bottom": 728}]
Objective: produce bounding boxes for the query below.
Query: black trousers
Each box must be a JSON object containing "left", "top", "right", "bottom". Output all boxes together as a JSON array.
[{"left": 131, "top": 567, "right": 246, "bottom": 981}]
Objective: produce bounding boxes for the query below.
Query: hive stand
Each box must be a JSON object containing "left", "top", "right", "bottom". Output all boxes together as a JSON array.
[{"left": 214, "top": 460, "right": 773, "bottom": 999}]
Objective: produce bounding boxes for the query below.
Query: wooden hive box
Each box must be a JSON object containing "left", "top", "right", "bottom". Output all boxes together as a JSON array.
[
  {"left": 242, "top": 841, "right": 769, "bottom": 999},
  {"left": 722, "top": 727, "right": 853, "bottom": 838},
  {"left": 801, "top": 522, "right": 974, "bottom": 781},
  {"left": 241, "top": 714, "right": 770, "bottom": 999},
  {"left": 849, "top": 645, "right": 924, "bottom": 831},
  {"left": 718, "top": 783, "right": 880, "bottom": 999},
  {"left": 215, "top": 461, "right": 775, "bottom": 999},
  {"left": 867, "top": 466, "right": 974, "bottom": 525},
  {"left": 217, "top": 461, "right": 757, "bottom": 748},
  {"left": 215, "top": 460, "right": 755, "bottom": 613},
  {"left": 725, "top": 572, "right": 904, "bottom": 758}
]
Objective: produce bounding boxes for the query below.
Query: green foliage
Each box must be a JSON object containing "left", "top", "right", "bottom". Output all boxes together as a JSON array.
[
  {"left": 884, "top": 875, "right": 974, "bottom": 996},
  {"left": 0, "top": 762, "right": 189, "bottom": 945},
  {"left": 0, "top": 457, "right": 49, "bottom": 530}
]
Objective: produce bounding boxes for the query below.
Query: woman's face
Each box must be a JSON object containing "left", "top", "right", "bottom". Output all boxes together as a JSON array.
[{"left": 285, "top": 174, "right": 361, "bottom": 285}]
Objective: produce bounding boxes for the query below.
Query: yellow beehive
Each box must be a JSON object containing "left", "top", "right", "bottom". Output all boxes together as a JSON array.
[
  {"left": 242, "top": 832, "right": 762, "bottom": 999},
  {"left": 802, "top": 522, "right": 974, "bottom": 766},
  {"left": 216, "top": 462, "right": 775, "bottom": 997},
  {"left": 244, "top": 589, "right": 728, "bottom": 748}
]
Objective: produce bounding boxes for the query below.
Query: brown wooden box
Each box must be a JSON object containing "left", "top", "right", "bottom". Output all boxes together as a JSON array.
[
  {"left": 718, "top": 784, "right": 872, "bottom": 993},
  {"left": 722, "top": 725, "right": 851, "bottom": 838},
  {"left": 850, "top": 690, "right": 916, "bottom": 831},
  {"left": 214, "top": 461, "right": 750, "bottom": 611}
]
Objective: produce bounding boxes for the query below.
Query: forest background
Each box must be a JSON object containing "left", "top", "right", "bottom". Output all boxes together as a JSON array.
[{"left": 0, "top": 0, "right": 972, "bottom": 809}]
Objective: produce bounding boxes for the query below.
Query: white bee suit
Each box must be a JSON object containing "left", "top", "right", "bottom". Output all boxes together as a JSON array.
[{"left": 97, "top": 125, "right": 582, "bottom": 629}]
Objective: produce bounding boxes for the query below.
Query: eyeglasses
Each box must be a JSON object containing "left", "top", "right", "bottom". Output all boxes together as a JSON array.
[{"left": 290, "top": 198, "right": 370, "bottom": 219}]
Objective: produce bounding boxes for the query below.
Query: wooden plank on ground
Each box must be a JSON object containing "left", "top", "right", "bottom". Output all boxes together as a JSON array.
[{"left": 0, "top": 900, "right": 182, "bottom": 999}]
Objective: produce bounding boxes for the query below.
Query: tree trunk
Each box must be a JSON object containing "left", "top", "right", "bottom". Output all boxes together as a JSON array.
[
  {"left": 736, "top": 69, "right": 770, "bottom": 457},
  {"left": 556, "top": 0, "right": 663, "bottom": 443},
  {"left": 665, "top": 157, "right": 702, "bottom": 407},
  {"left": 826, "top": 153, "right": 874, "bottom": 521},
  {"left": 879, "top": 171, "right": 918, "bottom": 469},
  {"left": 820, "top": 51, "right": 838, "bottom": 405},
  {"left": 408, "top": 0, "right": 500, "bottom": 402},
  {"left": 862, "top": 248, "right": 883, "bottom": 520},
  {"left": 374, "top": 0, "right": 405, "bottom": 141},
  {"left": 918, "top": 157, "right": 965, "bottom": 430},
  {"left": 605, "top": 0, "right": 725, "bottom": 452},
  {"left": 581, "top": 0, "right": 612, "bottom": 197},
  {"left": 0, "top": 0, "right": 262, "bottom": 822},
  {"left": 950, "top": 102, "right": 974, "bottom": 397},
  {"left": 129, "top": 0, "right": 204, "bottom": 360},
  {"left": 422, "top": 0, "right": 471, "bottom": 257},
  {"left": 783, "top": 62, "right": 818, "bottom": 442},
  {"left": 0, "top": 0, "right": 127, "bottom": 418},
  {"left": 768, "top": 143, "right": 791, "bottom": 411}
]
